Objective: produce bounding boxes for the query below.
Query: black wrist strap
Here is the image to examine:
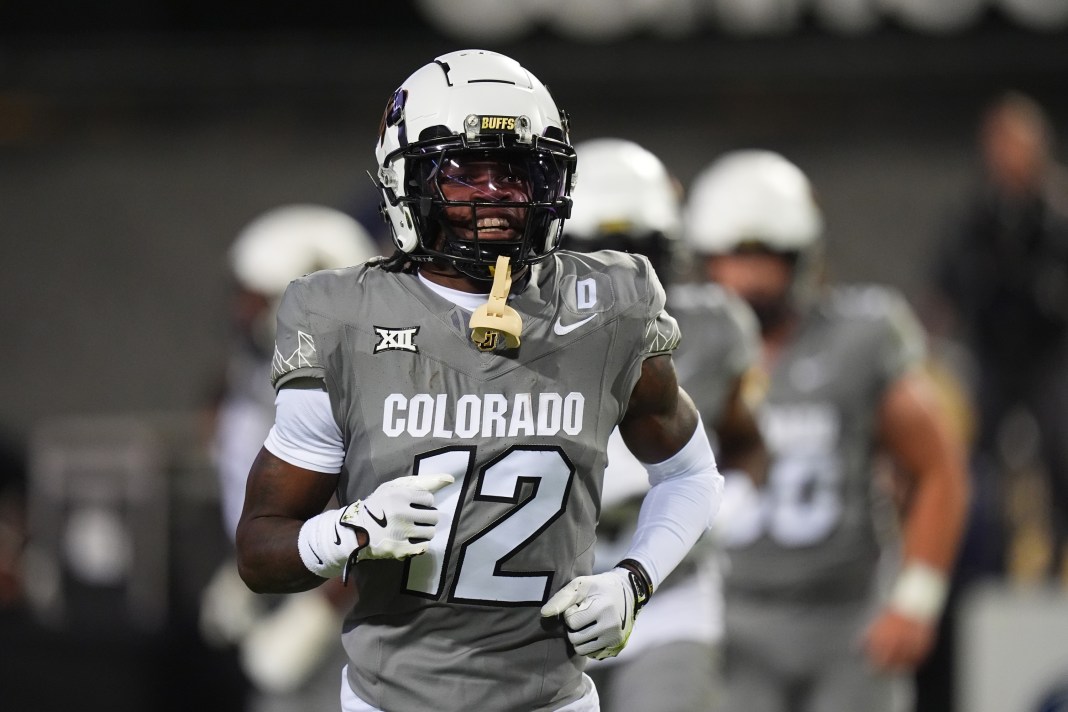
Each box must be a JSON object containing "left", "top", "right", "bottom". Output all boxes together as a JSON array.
[{"left": 616, "top": 558, "right": 653, "bottom": 613}]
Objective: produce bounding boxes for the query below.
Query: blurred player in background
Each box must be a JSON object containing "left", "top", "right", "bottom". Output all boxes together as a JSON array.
[
  {"left": 200, "top": 204, "right": 379, "bottom": 711},
  {"left": 235, "top": 49, "right": 724, "bottom": 712},
  {"left": 563, "top": 137, "right": 766, "bottom": 712},
  {"left": 685, "top": 150, "right": 969, "bottom": 712}
]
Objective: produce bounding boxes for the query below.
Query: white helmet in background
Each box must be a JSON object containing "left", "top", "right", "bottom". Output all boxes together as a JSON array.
[
  {"left": 684, "top": 149, "right": 823, "bottom": 257},
  {"left": 230, "top": 204, "right": 379, "bottom": 297},
  {"left": 685, "top": 150, "right": 825, "bottom": 321},
  {"left": 373, "top": 49, "right": 576, "bottom": 280},
  {"left": 564, "top": 138, "right": 683, "bottom": 279}
]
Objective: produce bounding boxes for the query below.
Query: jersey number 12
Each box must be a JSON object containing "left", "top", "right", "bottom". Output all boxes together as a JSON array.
[{"left": 401, "top": 445, "right": 575, "bottom": 605}]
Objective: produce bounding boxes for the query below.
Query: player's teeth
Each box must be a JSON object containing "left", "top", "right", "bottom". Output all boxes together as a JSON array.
[{"left": 477, "top": 218, "right": 506, "bottom": 228}]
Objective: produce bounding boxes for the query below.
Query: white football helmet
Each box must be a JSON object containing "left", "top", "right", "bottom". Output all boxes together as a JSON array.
[
  {"left": 373, "top": 49, "right": 576, "bottom": 279},
  {"left": 564, "top": 138, "right": 682, "bottom": 278},
  {"left": 684, "top": 150, "right": 823, "bottom": 257},
  {"left": 230, "top": 204, "right": 379, "bottom": 297},
  {"left": 684, "top": 150, "right": 825, "bottom": 317}
]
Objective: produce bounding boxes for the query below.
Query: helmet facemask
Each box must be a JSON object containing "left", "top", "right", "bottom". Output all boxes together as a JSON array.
[{"left": 386, "top": 133, "right": 574, "bottom": 281}]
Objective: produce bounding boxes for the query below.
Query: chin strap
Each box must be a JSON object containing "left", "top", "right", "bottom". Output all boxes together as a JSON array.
[{"left": 469, "top": 255, "right": 523, "bottom": 351}]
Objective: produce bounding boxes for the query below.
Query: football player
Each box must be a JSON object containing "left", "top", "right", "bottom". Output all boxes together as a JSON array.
[
  {"left": 563, "top": 137, "right": 766, "bottom": 712},
  {"left": 685, "top": 150, "right": 969, "bottom": 712},
  {"left": 235, "top": 50, "right": 724, "bottom": 712},
  {"left": 201, "top": 205, "right": 379, "bottom": 706}
]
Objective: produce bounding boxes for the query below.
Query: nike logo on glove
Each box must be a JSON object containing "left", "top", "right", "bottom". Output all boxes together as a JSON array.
[
  {"left": 553, "top": 314, "right": 596, "bottom": 336},
  {"left": 367, "top": 509, "right": 388, "bottom": 528}
]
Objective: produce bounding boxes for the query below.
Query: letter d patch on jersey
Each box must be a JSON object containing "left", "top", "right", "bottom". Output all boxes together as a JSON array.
[{"left": 374, "top": 326, "right": 419, "bottom": 354}]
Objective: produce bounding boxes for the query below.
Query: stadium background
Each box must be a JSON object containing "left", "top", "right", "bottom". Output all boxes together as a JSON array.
[{"left": 1, "top": 2, "right": 1067, "bottom": 710}]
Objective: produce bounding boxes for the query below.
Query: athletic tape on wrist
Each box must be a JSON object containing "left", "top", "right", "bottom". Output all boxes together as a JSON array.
[{"left": 889, "top": 561, "right": 948, "bottom": 623}]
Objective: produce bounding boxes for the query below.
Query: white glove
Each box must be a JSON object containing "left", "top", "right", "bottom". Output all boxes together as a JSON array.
[
  {"left": 241, "top": 590, "right": 342, "bottom": 694},
  {"left": 199, "top": 559, "right": 265, "bottom": 647},
  {"left": 540, "top": 565, "right": 649, "bottom": 660},
  {"left": 297, "top": 473, "right": 454, "bottom": 579}
]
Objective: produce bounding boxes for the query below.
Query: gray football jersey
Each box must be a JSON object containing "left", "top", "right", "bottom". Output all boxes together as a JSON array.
[
  {"left": 667, "top": 282, "right": 759, "bottom": 426},
  {"left": 271, "top": 250, "right": 680, "bottom": 712},
  {"left": 721, "top": 285, "right": 925, "bottom": 603}
]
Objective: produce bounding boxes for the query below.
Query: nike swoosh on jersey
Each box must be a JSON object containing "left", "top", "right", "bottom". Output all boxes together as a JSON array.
[
  {"left": 553, "top": 314, "right": 597, "bottom": 336},
  {"left": 333, "top": 525, "right": 342, "bottom": 546},
  {"left": 367, "top": 509, "right": 388, "bottom": 528}
]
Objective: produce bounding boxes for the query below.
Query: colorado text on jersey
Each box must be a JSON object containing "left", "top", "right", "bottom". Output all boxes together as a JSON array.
[{"left": 382, "top": 392, "right": 585, "bottom": 438}]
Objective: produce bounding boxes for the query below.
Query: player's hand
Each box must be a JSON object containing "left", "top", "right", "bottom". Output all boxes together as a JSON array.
[
  {"left": 199, "top": 559, "right": 265, "bottom": 647},
  {"left": 241, "top": 589, "right": 342, "bottom": 694},
  {"left": 297, "top": 473, "right": 454, "bottom": 578},
  {"left": 861, "top": 607, "right": 937, "bottom": 672},
  {"left": 343, "top": 473, "right": 455, "bottom": 561},
  {"left": 540, "top": 568, "right": 641, "bottom": 660}
]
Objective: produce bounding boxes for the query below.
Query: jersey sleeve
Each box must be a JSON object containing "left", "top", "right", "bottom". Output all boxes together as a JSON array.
[
  {"left": 721, "top": 292, "right": 761, "bottom": 379},
  {"left": 639, "top": 261, "right": 681, "bottom": 359},
  {"left": 874, "top": 288, "right": 927, "bottom": 387},
  {"left": 270, "top": 279, "right": 326, "bottom": 389}
]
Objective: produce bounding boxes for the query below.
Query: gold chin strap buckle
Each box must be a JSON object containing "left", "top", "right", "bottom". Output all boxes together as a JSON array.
[{"left": 469, "top": 255, "right": 523, "bottom": 352}]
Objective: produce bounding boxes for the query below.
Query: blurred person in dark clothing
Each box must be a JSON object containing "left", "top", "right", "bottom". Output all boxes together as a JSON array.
[
  {"left": 920, "top": 90, "right": 1068, "bottom": 712},
  {"left": 931, "top": 91, "right": 1068, "bottom": 581}
]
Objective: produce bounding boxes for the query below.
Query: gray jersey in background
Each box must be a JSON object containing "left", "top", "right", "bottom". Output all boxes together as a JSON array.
[
  {"left": 668, "top": 281, "right": 760, "bottom": 434},
  {"left": 720, "top": 284, "right": 926, "bottom": 712},
  {"left": 721, "top": 284, "right": 925, "bottom": 602}
]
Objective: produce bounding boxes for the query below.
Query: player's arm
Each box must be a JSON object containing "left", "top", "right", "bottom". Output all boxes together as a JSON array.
[
  {"left": 706, "top": 377, "right": 770, "bottom": 541},
  {"left": 712, "top": 377, "right": 769, "bottom": 487},
  {"left": 236, "top": 448, "right": 341, "bottom": 594},
  {"left": 542, "top": 354, "right": 722, "bottom": 659},
  {"left": 863, "top": 368, "right": 970, "bottom": 670},
  {"left": 710, "top": 290, "right": 768, "bottom": 486},
  {"left": 617, "top": 353, "right": 723, "bottom": 585},
  {"left": 237, "top": 385, "right": 454, "bottom": 595},
  {"left": 618, "top": 353, "right": 698, "bottom": 463}
]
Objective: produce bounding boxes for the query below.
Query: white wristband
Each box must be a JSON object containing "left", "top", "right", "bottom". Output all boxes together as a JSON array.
[
  {"left": 889, "top": 561, "right": 949, "bottom": 623},
  {"left": 297, "top": 507, "right": 359, "bottom": 579}
]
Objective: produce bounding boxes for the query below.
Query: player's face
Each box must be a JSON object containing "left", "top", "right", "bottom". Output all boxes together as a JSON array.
[
  {"left": 437, "top": 156, "right": 532, "bottom": 242},
  {"left": 706, "top": 251, "right": 794, "bottom": 329}
]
